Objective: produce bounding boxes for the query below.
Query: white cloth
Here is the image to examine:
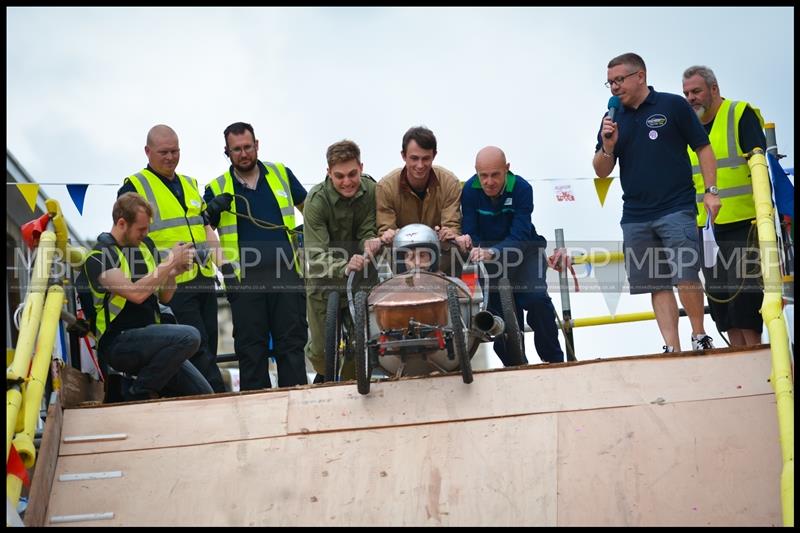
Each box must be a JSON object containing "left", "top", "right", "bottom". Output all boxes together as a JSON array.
[{"left": 702, "top": 210, "right": 719, "bottom": 268}]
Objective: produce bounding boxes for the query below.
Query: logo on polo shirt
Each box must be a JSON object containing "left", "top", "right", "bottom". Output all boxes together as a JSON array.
[{"left": 646, "top": 114, "right": 667, "bottom": 128}]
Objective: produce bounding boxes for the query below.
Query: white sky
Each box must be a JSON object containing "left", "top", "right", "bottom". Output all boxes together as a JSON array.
[{"left": 6, "top": 6, "right": 794, "bottom": 362}]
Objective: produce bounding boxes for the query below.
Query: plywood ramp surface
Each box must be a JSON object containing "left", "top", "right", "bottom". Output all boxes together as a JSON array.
[
  {"left": 60, "top": 391, "right": 288, "bottom": 455},
  {"left": 44, "top": 349, "right": 781, "bottom": 526},
  {"left": 287, "top": 349, "right": 773, "bottom": 433}
]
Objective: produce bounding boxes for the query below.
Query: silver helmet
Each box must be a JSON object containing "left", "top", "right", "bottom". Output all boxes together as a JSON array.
[{"left": 392, "top": 223, "right": 440, "bottom": 273}]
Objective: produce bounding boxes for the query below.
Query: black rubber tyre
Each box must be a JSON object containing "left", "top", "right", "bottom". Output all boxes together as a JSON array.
[
  {"left": 499, "top": 279, "right": 526, "bottom": 366},
  {"left": 354, "top": 291, "right": 371, "bottom": 395},
  {"left": 448, "top": 284, "right": 472, "bottom": 384},
  {"left": 324, "top": 291, "right": 342, "bottom": 382}
]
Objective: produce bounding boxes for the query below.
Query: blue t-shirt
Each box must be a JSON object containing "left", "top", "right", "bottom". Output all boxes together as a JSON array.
[
  {"left": 204, "top": 161, "right": 307, "bottom": 275},
  {"left": 596, "top": 87, "right": 710, "bottom": 223}
]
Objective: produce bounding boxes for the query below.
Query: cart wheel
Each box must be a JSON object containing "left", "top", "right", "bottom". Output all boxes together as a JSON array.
[
  {"left": 324, "top": 291, "right": 342, "bottom": 382},
  {"left": 499, "top": 279, "right": 525, "bottom": 366},
  {"left": 448, "top": 284, "right": 472, "bottom": 384},
  {"left": 354, "top": 291, "right": 371, "bottom": 395}
]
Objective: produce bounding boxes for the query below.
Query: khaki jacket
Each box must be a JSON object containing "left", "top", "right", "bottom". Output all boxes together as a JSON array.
[
  {"left": 376, "top": 166, "right": 463, "bottom": 236},
  {"left": 303, "top": 175, "right": 377, "bottom": 295}
]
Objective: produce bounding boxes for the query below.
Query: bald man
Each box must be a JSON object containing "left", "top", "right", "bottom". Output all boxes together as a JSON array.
[
  {"left": 460, "top": 146, "right": 564, "bottom": 365},
  {"left": 117, "top": 124, "right": 225, "bottom": 392}
]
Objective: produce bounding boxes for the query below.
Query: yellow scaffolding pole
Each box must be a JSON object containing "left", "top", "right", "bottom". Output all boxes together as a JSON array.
[
  {"left": 748, "top": 149, "right": 794, "bottom": 526},
  {"left": 571, "top": 250, "right": 625, "bottom": 265},
  {"left": 6, "top": 231, "right": 57, "bottom": 463},
  {"left": 572, "top": 311, "right": 655, "bottom": 328}
]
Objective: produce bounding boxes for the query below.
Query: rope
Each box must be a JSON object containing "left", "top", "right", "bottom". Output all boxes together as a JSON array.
[
  {"left": 703, "top": 221, "right": 762, "bottom": 304},
  {"left": 229, "top": 193, "right": 303, "bottom": 236}
]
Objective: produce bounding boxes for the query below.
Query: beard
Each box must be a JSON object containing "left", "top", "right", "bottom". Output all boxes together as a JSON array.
[
  {"left": 693, "top": 105, "right": 707, "bottom": 120},
  {"left": 235, "top": 160, "right": 258, "bottom": 173}
]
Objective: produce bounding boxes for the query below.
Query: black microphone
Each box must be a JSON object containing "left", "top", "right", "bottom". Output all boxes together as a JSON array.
[{"left": 604, "top": 95, "right": 621, "bottom": 139}]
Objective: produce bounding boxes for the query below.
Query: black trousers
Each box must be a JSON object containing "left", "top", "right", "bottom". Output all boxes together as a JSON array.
[
  {"left": 228, "top": 269, "right": 308, "bottom": 390},
  {"left": 168, "top": 275, "right": 225, "bottom": 392}
]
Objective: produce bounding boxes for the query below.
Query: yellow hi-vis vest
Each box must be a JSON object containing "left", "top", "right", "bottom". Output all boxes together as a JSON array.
[
  {"left": 690, "top": 99, "right": 764, "bottom": 226},
  {"left": 206, "top": 161, "right": 301, "bottom": 279},
  {"left": 125, "top": 169, "right": 215, "bottom": 283},
  {"left": 88, "top": 241, "right": 159, "bottom": 340}
]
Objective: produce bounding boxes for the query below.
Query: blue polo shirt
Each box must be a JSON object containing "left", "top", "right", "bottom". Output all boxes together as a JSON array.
[
  {"left": 204, "top": 161, "right": 307, "bottom": 275},
  {"left": 596, "top": 86, "right": 710, "bottom": 223}
]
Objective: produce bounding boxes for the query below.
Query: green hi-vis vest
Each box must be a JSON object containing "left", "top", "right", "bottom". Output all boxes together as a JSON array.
[
  {"left": 206, "top": 161, "right": 301, "bottom": 280},
  {"left": 89, "top": 241, "right": 159, "bottom": 340},
  {"left": 690, "top": 99, "right": 765, "bottom": 226},
  {"left": 125, "top": 169, "right": 215, "bottom": 283}
]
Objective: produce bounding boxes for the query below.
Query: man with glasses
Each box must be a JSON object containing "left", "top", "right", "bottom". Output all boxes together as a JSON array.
[
  {"left": 203, "top": 122, "right": 309, "bottom": 390},
  {"left": 592, "top": 53, "right": 720, "bottom": 354}
]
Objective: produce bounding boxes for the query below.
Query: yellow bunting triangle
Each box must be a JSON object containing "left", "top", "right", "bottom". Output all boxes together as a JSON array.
[
  {"left": 593, "top": 177, "right": 614, "bottom": 207},
  {"left": 17, "top": 183, "right": 40, "bottom": 212}
]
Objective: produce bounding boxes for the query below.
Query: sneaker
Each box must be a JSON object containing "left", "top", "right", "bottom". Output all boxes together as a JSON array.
[
  {"left": 691, "top": 335, "right": 714, "bottom": 351},
  {"left": 313, "top": 373, "right": 325, "bottom": 384},
  {"left": 663, "top": 345, "right": 675, "bottom": 353}
]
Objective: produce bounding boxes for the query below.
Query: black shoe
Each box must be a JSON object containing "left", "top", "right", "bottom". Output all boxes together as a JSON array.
[
  {"left": 127, "top": 385, "right": 159, "bottom": 401},
  {"left": 313, "top": 373, "right": 325, "bottom": 384}
]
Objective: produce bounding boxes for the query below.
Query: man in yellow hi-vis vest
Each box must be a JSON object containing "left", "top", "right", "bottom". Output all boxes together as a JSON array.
[
  {"left": 83, "top": 192, "right": 213, "bottom": 401},
  {"left": 683, "top": 65, "right": 766, "bottom": 346},
  {"left": 117, "top": 125, "right": 225, "bottom": 392},
  {"left": 204, "top": 122, "right": 309, "bottom": 390}
]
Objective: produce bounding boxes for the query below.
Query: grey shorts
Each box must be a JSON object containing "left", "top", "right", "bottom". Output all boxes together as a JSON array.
[{"left": 621, "top": 209, "right": 701, "bottom": 294}]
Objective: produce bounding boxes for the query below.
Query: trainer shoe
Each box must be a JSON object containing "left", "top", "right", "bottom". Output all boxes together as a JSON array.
[
  {"left": 663, "top": 345, "right": 675, "bottom": 353},
  {"left": 691, "top": 334, "right": 714, "bottom": 351}
]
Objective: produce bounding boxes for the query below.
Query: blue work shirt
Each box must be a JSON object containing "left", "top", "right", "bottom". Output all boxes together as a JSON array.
[
  {"left": 596, "top": 86, "right": 710, "bottom": 224},
  {"left": 204, "top": 161, "right": 307, "bottom": 275},
  {"left": 461, "top": 172, "right": 547, "bottom": 290}
]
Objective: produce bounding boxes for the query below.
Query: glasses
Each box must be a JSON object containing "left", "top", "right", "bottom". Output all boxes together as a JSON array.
[
  {"left": 228, "top": 145, "right": 256, "bottom": 156},
  {"left": 604, "top": 71, "right": 640, "bottom": 89}
]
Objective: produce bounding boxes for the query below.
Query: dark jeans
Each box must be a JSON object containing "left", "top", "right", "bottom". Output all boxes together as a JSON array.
[
  {"left": 228, "top": 269, "right": 309, "bottom": 390},
  {"left": 489, "top": 291, "right": 564, "bottom": 365},
  {"left": 488, "top": 252, "right": 564, "bottom": 365},
  {"left": 103, "top": 324, "right": 211, "bottom": 395},
  {"left": 169, "top": 277, "right": 225, "bottom": 392}
]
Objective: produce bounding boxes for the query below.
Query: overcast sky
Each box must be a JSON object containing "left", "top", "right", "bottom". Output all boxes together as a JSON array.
[{"left": 6, "top": 6, "right": 794, "bottom": 361}]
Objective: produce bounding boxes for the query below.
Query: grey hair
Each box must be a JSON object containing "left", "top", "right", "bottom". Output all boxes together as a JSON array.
[{"left": 683, "top": 65, "right": 718, "bottom": 88}]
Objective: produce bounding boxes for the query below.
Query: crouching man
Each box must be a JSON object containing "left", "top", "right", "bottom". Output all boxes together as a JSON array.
[{"left": 83, "top": 192, "right": 213, "bottom": 400}]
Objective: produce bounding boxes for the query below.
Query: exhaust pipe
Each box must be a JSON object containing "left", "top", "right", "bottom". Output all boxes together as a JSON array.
[{"left": 473, "top": 310, "right": 504, "bottom": 337}]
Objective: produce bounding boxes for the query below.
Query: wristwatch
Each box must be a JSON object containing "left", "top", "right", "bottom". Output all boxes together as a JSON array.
[{"left": 704, "top": 186, "right": 719, "bottom": 195}]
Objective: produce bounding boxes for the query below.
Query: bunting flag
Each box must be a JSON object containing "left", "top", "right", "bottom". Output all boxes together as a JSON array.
[
  {"left": 593, "top": 261, "right": 623, "bottom": 318},
  {"left": 766, "top": 153, "right": 794, "bottom": 220},
  {"left": 66, "top": 184, "right": 90, "bottom": 215},
  {"left": 593, "top": 177, "right": 614, "bottom": 207},
  {"left": 16, "top": 183, "right": 40, "bottom": 212}
]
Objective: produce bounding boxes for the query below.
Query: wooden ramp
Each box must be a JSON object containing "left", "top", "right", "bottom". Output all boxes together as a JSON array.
[{"left": 40, "top": 347, "right": 781, "bottom": 526}]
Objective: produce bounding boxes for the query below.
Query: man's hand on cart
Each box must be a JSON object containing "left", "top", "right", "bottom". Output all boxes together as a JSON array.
[{"left": 364, "top": 237, "right": 382, "bottom": 258}]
